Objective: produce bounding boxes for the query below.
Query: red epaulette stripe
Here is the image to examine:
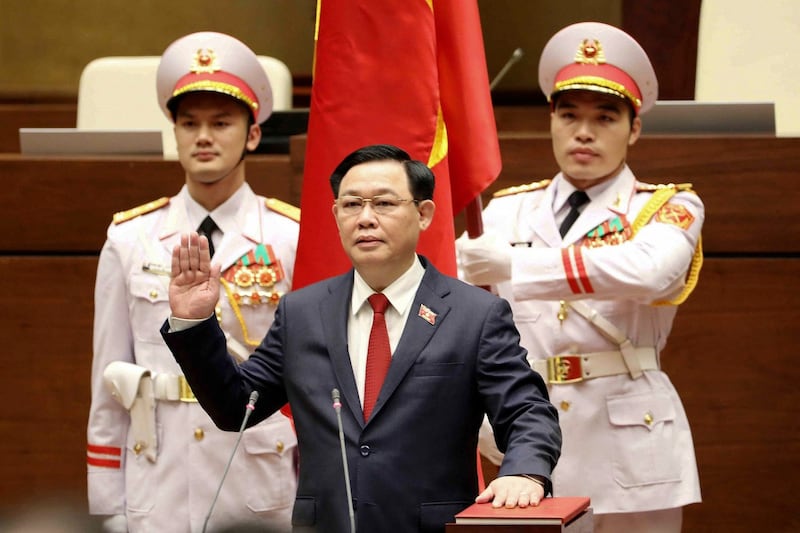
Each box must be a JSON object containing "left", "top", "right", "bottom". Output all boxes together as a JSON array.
[
  {"left": 87, "top": 457, "right": 121, "bottom": 469},
  {"left": 562, "top": 248, "right": 582, "bottom": 294},
  {"left": 87, "top": 444, "right": 122, "bottom": 456},
  {"left": 572, "top": 246, "right": 594, "bottom": 294}
]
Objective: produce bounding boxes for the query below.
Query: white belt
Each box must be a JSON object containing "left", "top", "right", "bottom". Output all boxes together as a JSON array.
[
  {"left": 152, "top": 374, "right": 197, "bottom": 402},
  {"left": 532, "top": 347, "right": 658, "bottom": 385}
]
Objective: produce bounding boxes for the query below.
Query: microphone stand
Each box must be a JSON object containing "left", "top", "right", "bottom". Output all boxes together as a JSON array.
[
  {"left": 202, "top": 391, "right": 259, "bottom": 533},
  {"left": 332, "top": 388, "right": 356, "bottom": 533}
]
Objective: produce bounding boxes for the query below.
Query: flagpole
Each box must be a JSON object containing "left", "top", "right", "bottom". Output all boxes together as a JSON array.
[
  {"left": 464, "top": 195, "right": 485, "bottom": 238},
  {"left": 463, "top": 192, "right": 492, "bottom": 488}
]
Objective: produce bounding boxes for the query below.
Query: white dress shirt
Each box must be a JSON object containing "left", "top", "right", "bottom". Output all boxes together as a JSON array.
[{"left": 348, "top": 256, "right": 425, "bottom": 407}]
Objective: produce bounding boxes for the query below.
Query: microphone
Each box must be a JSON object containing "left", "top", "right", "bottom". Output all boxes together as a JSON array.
[
  {"left": 490, "top": 47, "right": 524, "bottom": 91},
  {"left": 332, "top": 388, "right": 356, "bottom": 533},
  {"left": 202, "top": 390, "right": 259, "bottom": 533}
]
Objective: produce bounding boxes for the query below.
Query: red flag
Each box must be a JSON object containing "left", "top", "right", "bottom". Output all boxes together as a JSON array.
[{"left": 293, "top": 0, "right": 501, "bottom": 289}]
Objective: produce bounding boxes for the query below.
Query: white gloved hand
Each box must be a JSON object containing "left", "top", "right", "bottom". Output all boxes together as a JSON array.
[
  {"left": 456, "top": 231, "right": 512, "bottom": 286},
  {"left": 101, "top": 514, "right": 128, "bottom": 533}
]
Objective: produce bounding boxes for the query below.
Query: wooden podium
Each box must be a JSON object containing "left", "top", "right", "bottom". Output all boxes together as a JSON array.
[{"left": 446, "top": 498, "right": 593, "bottom": 532}]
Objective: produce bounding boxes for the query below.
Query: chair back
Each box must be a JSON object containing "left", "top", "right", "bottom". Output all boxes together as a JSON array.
[{"left": 77, "top": 56, "right": 292, "bottom": 158}]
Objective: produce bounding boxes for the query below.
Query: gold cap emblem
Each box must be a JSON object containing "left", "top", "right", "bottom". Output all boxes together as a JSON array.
[
  {"left": 575, "top": 39, "right": 605, "bottom": 65},
  {"left": 190, "top": 48, "right": 220, "bottom": 74}
]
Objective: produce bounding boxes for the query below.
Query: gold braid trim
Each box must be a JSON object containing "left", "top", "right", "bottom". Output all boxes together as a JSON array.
[
  {"left": 554, "top": 76, "right": 642, "bottom": 108},
  {"left": 219, "top": 278, "right": 262, "bottom": 347},
  {"left": 631, "top": 185, "right": 703, "bottom": 306},
  {"left": 173, "top": 81, "right": 258, "bottom": 112}
]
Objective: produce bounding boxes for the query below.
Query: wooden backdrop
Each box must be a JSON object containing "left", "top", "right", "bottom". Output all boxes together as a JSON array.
[{"left": 1, "top": 112, "right": 799, "bottom": 531}]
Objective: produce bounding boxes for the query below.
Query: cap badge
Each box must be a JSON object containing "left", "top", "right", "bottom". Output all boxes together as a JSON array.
[
  {"left": 190, "top": 48, "right": 220, "bottom": 74},
  {"left": 575, "top": 38, "right": 606, "bottom": 66}
]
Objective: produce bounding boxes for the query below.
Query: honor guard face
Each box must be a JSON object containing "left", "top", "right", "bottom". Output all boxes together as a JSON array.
[
  {"left": 156, "top": 31, "right": 274, "bottom": 124},
  {"left": 538, "top": 22, "right": 658, "bottom": 116}
]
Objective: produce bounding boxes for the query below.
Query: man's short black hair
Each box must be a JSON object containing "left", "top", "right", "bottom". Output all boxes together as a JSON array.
[{"left": 330, "top": 144, "right": 435, "bottom": 201}]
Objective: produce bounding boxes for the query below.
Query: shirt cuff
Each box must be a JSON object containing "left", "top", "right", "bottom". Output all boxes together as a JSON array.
[{"left": 167, "top": 314, "right": 213, "bottom": 332}]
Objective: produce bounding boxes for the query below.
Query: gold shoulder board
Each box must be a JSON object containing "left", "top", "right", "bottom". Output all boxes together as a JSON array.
[
  {"left": 636, "top": 182, "right": 694, "bottom": 192},
  {"left": 493, "top": 179, "right": 552, "bottom": 198},
  {"left": 113, "top": 197, "right": 170, "bottom": 225},
  {"left": 265, "top": 198, "right": 301, "bottom": 223}
]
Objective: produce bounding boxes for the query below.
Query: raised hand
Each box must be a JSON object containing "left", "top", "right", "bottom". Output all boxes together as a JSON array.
[{"left": 169, "top": 232, "right": 222, "bottom": 320}]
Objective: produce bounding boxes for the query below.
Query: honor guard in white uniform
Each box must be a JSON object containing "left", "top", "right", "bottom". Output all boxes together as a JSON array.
[
  {"left": 87, "top": 32, "right": 299, "bottom": 533},
  {"left": 458, "top": 22, "right": 702, "bottom": 533}
]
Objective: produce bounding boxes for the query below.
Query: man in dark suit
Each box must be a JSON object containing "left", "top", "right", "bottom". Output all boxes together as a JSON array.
[{"left": 161, "top": 144, "right": 561, "bottom": 532}]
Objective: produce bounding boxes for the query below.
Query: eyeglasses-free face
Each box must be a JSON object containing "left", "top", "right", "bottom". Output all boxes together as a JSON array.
[{"left": 334, "top": 195, "right": 419, "bottom": 216}]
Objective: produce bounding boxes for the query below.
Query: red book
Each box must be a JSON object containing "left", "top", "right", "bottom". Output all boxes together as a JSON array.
[{"left": 454, "top": 497, "right": 590, "bottom": 525}]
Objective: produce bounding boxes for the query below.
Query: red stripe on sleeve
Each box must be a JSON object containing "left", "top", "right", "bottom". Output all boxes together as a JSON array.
[
  {"left": 561, "top": 247, "right": 582, "bottom": 294},
  {"left": 573, "top": 246, "right": 594, "bottom": 294},
  {"left": 87, "top": 444, "right": 122, "bottom": 456},
  {"left": 87, "top": 456, "right": 121, "bottom": 469}
]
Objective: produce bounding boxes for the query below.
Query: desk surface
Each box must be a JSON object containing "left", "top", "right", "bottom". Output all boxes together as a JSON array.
[{"left": 3, "top": 134, "right": 799, "bottom": 253}]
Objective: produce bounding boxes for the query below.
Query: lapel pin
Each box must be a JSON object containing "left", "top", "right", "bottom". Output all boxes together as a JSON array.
[{"left": 418, "top": 304, "right": 437, "bottom": 326}]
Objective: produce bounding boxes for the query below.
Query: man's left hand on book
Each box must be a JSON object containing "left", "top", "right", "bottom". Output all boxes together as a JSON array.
[{"left": 476, "top": 475, "right": 545, "bottom": 508}]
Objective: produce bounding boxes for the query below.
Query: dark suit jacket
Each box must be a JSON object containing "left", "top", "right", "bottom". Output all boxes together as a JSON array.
[{"left": 162, "top": 257, "right": 561, "bottom": 533}]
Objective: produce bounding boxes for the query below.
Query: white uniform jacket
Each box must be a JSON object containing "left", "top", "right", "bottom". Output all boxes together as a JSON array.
[
  {"left": 471, "top": 166, "right": 702, "bottom": 514},
  {"left": 87, "top": 184, "right": 299, "bottom": 532}
]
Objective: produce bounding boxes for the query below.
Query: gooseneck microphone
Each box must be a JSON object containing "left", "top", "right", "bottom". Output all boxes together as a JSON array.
[
  {"left": 332, "top": 388, "right": 356, "bottom": 533},
  {"left": 202, "top": 390, "right": 259, "bottom": 533},
  {"left": 490, "top": 47, "right": 525, "bottom": 90}
]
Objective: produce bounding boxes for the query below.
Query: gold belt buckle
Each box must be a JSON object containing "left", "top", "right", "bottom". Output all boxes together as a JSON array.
[
  {"left": 178, "top": 376, "right": 197, "bottom": 402},
  {"left": 547, "top": 355, "right": 584, "bottom": 384}
]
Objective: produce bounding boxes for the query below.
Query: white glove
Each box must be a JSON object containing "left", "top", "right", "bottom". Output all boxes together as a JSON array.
[
  {"left": 456, "top": 232, "right": 512, "bottom": 286},
  {"left": 102, "top": 514, "right": 128, "bottom": 533}
]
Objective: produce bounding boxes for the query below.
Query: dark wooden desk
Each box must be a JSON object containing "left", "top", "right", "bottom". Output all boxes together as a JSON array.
[
  {"left": 489, "top": 133, "right": 800, "bottom": 253},
  {"left": 0, "top": 103, "right": 77, "bottom": 153},
  {"left": 0, "top": 135, "right": 798, "bottom": 533},
  {"left": 0, "top": 153, "right": 300, "bottom": 252}
]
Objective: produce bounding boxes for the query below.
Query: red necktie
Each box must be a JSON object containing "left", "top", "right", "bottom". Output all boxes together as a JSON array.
[{"left": 364, "top": 293, "right": 391, "bottom": 421}]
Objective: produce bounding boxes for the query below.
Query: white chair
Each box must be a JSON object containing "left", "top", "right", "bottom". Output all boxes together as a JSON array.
[
  {"left": 76, "top": 56, "right": 292, "bottom": 158},
  {"left": 695, "top": 0, "right": 800, "bottom": 136}
]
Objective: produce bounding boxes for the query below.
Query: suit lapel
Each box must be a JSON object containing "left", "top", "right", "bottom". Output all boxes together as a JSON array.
[
  {"left": 367, "top": 262, "right": 451, "bottom": 422},
  {"left": 320, "top": 272, "right": 363, "bottom": 425}
]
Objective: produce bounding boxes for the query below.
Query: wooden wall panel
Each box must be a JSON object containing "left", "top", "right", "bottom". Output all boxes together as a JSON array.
[
  {"left": 621, "top": 0, "right": 702, "bottom": 99},
  {"left": 663, "top": 258, "right": 800, "bottom": 532},
  {"left": 3, "top": 256, "right": 797, "bottom": 533},
  {"left": 0, "top": 154, "right": 296, "bottom": 252},
  {"left": 9, "top": 134, "right": 799, "bottom": 255},
  {"left": 456, "top": 134, "right": 800, "bottom": 254},
  {"left": 1, "top": 128, "right": 798, "bottom": 532},
  {"left": 0, "top": 257, "right": 96, "bottom": 506}
]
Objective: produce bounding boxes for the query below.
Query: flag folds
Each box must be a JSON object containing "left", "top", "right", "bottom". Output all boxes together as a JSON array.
[{"left": 293, "top": 0, "right": 501, "bottom": 289}]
